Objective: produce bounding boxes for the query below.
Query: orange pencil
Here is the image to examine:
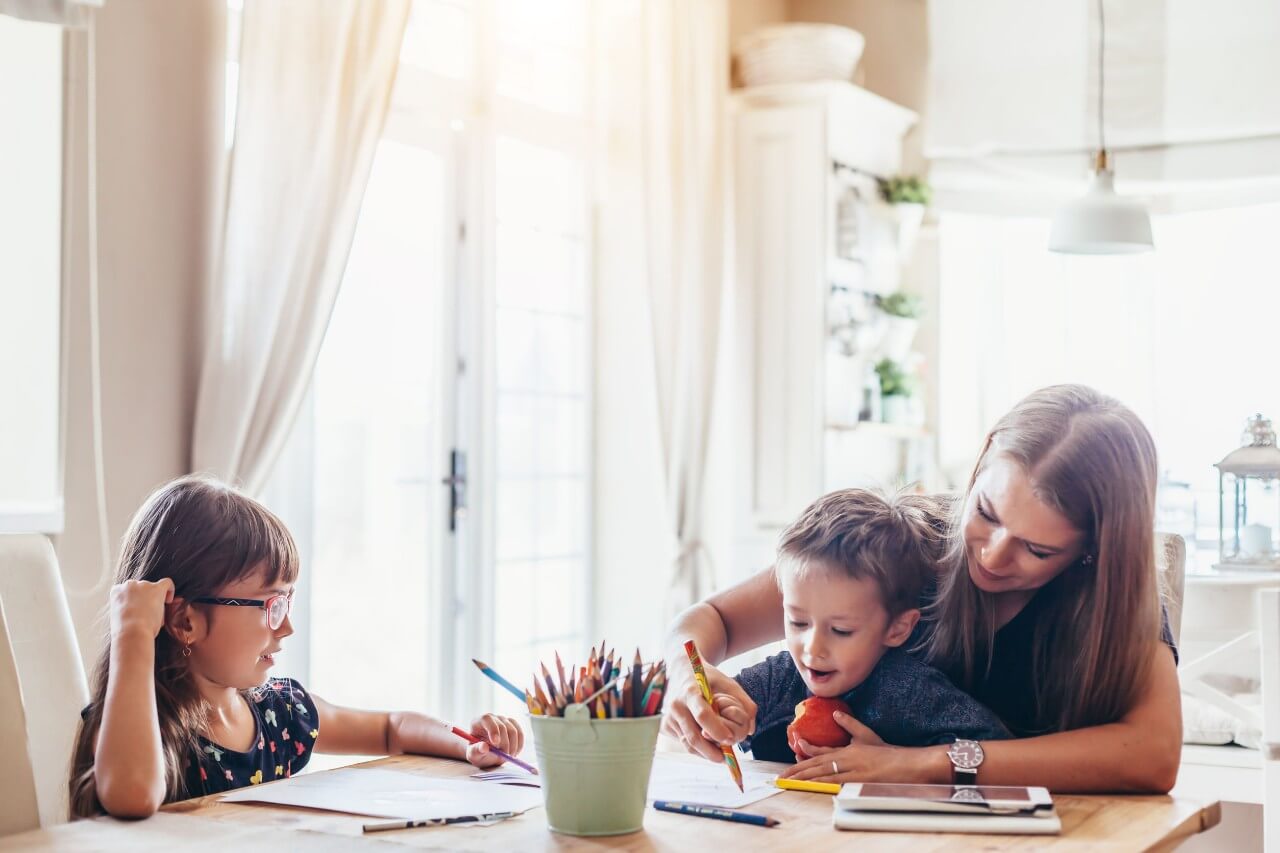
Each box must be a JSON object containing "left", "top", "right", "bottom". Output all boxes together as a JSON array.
[
  {"left": 683, "top": 640, "right": 744, "bottom": 792},
  {"left": 533, "top": 678, "right": 552, "bottom": 714}
]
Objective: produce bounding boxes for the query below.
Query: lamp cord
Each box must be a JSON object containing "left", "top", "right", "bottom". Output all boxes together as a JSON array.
[{"left": 1098, "top": 0, "right": 1106, "bottom": 153}]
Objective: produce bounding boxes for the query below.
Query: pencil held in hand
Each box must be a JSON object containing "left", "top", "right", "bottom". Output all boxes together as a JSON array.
[
  {"left": 446, "top": 723, "right": 539, "bottom": 775},
  {"left": 683, "top": 640, "right": 745, "bottom": 792}
]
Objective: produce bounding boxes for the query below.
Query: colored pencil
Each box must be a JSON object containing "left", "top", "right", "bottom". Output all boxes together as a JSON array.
[
  {"left": 653, "top": 801, "right": 778, "bottom": 828},
  {"left": 446, "top": 724, "right": 539, "bottom": 775},
  {"left": 555, "top": 651, "right": 568, "bottom": 698},
  {"left": 683, "top": 640, "right": 745, "bottom": 792},
  {"left": 774, "top": 778, "right": 840, "bottom": 794},
  {"left": 533, "top": 679, "right": 552, "bottom": 714},
  {"left": 631, "top": 649, "right": 642, "bottom": 719},
  {"left": 471, "top": 659, "right": 526, "bottom": 703},
  {"left": 520, "top": 644, "right": 667, "bottom": 719},
  {"left": 364, "top": 811, "right": 516, "bottom": 832},
  {"left": 641, "top": 672, "right": 665, "bottom": 716}
]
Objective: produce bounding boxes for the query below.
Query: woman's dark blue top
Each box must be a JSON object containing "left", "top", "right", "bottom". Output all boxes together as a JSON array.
[{"left": 913, "top": 583, "right": 1179, "bottom": 737}]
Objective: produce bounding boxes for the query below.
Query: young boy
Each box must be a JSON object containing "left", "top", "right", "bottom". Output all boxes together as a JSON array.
[{"left": 728, "top": 488, "right": 1009, "bottom": 762}]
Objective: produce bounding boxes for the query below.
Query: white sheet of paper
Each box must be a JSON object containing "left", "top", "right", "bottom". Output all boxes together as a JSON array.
[
  {"left": 474, "top": 754, "right": 782, "bottom": 809},
  {"left": 646, "top": 755, "right": 781, "bottom": 808},
  {"left": 219, "top": 767, "right": 543, "bottom": 820}
]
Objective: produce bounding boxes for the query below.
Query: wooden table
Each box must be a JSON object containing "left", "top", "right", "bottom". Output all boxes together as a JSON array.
[{"left": 1, "top": 753, "right": 1221, "bottom": 851}]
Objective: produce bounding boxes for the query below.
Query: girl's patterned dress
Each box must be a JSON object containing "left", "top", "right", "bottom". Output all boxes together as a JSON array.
[{"left": 183, "top": 677, "right": 319, "bottom": 798}]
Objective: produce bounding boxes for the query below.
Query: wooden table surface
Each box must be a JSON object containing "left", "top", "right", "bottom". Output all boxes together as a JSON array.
[{"left": 1, "top": 752, "right": 1221, "bottom": 851}]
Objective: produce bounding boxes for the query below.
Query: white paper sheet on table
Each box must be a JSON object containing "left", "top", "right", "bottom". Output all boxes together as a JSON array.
[
  {"left": 473, "top": 753, "right": 782, "bottom": 809},
  {"left": 219, "top": 767, "right": 543, "bottom": 820}
]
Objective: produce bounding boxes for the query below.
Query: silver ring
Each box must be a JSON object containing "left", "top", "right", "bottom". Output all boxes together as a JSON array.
[{"left": 832, "top": 760, "right": 838, "bottom": 774}]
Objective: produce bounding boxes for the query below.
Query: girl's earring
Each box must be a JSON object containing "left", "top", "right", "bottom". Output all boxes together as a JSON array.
[
  {"left": 183, "top": 643, "right": 193, "bottom": 658},
  {"left": 1080, "top": 553, "right": 1095, "bottom": 567}
]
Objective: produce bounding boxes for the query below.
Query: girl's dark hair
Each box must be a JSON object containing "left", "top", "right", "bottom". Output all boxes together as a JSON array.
[{"left": 68, "top": 474, "right": 298, "bottom": 818}]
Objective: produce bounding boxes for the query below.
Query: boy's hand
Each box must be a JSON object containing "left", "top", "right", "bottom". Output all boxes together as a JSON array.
[
  {"left": 464, "top": 713, "right": 525, "bottom": 768},
  {"left": 712, "top": 693, "right": 752, "bottom": 735},
  {"left": 663, "top": 658, "right": 756, "bottom": 761},
  {"left": 109, "top": 578, "right": 175, "bottom": 641},
  {"left": 790, "top": 710, "right": 884, "bottom": 760}
]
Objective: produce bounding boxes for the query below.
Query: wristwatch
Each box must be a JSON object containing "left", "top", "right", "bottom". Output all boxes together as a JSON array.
[{"left": 947, "top": 739, "right": 984, "bottom": 786}]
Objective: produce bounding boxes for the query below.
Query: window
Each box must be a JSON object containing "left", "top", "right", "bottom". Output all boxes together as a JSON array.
[
  {"left": 0, "top": 16, "right": 63, "bottom": 533},
  {"left": 938, "top": 204, "right": 1280, "bottom": 570},
  {"left": 260, "top": 0, "right": 594, "bottom": 720}
]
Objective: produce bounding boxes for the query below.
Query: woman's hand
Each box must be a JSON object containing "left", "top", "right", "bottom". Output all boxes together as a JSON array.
[
  {"left": 464, "top": 713, "right": 525, "bottom": 769},
  {"left": 788, "top": 710, "right": 885, "bottom": 761},
  {"left": 662, "top": 657, "right": 756, "bottom": 761},
  {"left": 780, "top": 738, "right": 950, "bottom": 786},
  {"left": 109, "top": 578, "right": 175, "bottom": 641}
]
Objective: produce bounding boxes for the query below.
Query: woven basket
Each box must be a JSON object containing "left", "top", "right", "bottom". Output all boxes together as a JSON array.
[{"left": 735, "top": 23, "right": 865, "bottom": 88}]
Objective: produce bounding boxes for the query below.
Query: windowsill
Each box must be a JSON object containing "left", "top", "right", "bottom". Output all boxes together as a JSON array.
[{"left": 0, "top": 500, "right": 64, "bottom": 534}]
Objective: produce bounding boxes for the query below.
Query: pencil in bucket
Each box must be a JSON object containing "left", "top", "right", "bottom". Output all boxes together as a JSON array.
[{"left": 526, "top": 645, "right": 666, "bottom": 836}]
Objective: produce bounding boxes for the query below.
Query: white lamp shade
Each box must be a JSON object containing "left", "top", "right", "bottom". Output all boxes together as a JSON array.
[{"left": 1048, "top": 169, "right": 1154, "bottom": 254}]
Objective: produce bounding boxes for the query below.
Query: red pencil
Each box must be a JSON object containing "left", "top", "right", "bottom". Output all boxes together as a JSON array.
[{"left": 446, "top": 724, "right": 538, "bottom": 775}]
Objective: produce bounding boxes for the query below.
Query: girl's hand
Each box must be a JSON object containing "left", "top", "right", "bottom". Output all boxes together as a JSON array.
[
  {"left": 464, "top": 713, "right": 525, "bottom": 769},
  {"left": 109, "top": 578, "right": 176, "bottom": 640},
  {"left": 662, "top": 658, "right": 756, "bottom": 762},
  {"left": 789, "top": 710, "right": 885, "bottom": 760},
  {"left": 780, "top": 739, "right": 949, "bottom": 786}
]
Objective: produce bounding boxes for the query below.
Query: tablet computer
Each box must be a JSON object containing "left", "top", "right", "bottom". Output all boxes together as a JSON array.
[{"left": 837, "top": 782, "right": 1055, "bottom": 815}]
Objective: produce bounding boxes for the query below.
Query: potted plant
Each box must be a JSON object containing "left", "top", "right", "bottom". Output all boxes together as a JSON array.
[
  {"left": 877, "top": 174, "right": 931, "bottom": 257},
  {"left": 875, "top": 291, "right": 922, "bottom": 363},
  {"left": 874, "top": 357, "right": 916, "bottom": 424}
]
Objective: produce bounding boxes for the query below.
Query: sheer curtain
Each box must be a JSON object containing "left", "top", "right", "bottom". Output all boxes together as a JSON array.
[
  {"left": 597, "top": 0, "right": 729, "bottom": 617},
  {"left": 192, "top": 0, "right": 410, "bottom": 493}
]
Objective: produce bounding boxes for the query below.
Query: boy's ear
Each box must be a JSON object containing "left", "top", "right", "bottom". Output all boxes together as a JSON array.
[
  {"left": 165, "top": 598, "right": 207, "bottom": 645},
  {"left": 883, "top": 607, "right": 920, "bottom": 648}
]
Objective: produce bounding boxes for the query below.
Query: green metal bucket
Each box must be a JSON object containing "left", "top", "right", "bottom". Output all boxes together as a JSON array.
[{"left": 529, "top": 704, "right": 661, "bottom": 836}]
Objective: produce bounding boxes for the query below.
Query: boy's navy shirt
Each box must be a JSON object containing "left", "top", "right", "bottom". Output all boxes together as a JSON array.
[{"left": 734, "top": 648, "right": 1010, "bottom": 762}]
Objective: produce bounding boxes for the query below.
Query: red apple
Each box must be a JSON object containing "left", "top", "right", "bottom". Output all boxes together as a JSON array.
[{"left": 786, "top": 696, "right": 852, "bottom": 758}]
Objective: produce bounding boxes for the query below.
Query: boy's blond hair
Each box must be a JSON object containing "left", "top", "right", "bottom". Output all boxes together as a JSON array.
[{"left": 777, "top": 488, "right": 945, "bottom": 616}]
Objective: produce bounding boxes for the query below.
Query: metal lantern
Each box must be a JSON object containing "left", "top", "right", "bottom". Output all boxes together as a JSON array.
[{"left": 1215, "top": 414, "right": 1280, "bottom": 571}]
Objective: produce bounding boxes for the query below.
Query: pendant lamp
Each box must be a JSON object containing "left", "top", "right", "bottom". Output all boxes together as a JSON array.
[{"left": 1048, "top": 0, "right": 1153, "bottom": 254}]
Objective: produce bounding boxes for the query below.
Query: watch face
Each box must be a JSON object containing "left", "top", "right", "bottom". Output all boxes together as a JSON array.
[{"left": 948, "top": 739, "right": 985, "bottom": 769}]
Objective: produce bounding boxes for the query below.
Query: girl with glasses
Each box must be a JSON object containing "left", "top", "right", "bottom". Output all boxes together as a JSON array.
[{"left": 68, "top": 474, "right": 524, "bottom": 819}]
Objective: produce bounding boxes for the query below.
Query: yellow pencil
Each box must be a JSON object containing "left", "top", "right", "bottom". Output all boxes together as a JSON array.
[
  {"left": 775, "top": 778, "right": 840, "bottom": 795},
  {"left": 682, "top": 640, "right": 744, "bottom": 792}
]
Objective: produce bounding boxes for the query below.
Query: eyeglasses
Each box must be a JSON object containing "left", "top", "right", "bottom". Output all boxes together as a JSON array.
[{"left": 192, "top": 591, "right": 293, "bottom": 630}]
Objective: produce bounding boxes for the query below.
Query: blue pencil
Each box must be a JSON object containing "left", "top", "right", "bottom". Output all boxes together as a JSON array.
[
  {"left": 653, "top": 801, "right": 779, "bottom": 827},
  {"left": 471, "top": 658, "right": 527, "bottom": 703}
]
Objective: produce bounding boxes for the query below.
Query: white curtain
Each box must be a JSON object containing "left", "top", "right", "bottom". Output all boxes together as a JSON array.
[
  {"left": 927, "top": 0, "right": 1280, "bottom": 214},
  {"left": 596, "top": 1, "right": 728, "bottom": 616},
  {"left": 192, "top": 0, "right": 409, "bottom": 494}
]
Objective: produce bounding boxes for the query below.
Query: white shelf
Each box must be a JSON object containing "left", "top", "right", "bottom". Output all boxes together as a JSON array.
[{"left": 825, "top": 421, "right": 929, "bottom": 440}]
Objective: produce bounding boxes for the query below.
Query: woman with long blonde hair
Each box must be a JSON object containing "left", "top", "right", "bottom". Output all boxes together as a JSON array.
[{"left": 663, "top": 384, "right": 1181, "bottom": 792}]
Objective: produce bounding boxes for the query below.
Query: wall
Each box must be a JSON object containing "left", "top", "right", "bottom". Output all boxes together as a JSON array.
[
  {"left": 785, "top": 0, "right": 930, "bottom": 173},
  {"left": 56, "top": 0, "right": 223, "bottom": 666}
]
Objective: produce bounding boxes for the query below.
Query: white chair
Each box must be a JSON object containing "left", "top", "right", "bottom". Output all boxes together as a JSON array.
[
  {"left": 0, "top": 535, "right": 89, "bottom": 831},
  {"left": 0, "top": 600, "right": 40, "bottom": 836},
  {"left": 1157, "top": 532, "right": 1186, "bottom": 646}
]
